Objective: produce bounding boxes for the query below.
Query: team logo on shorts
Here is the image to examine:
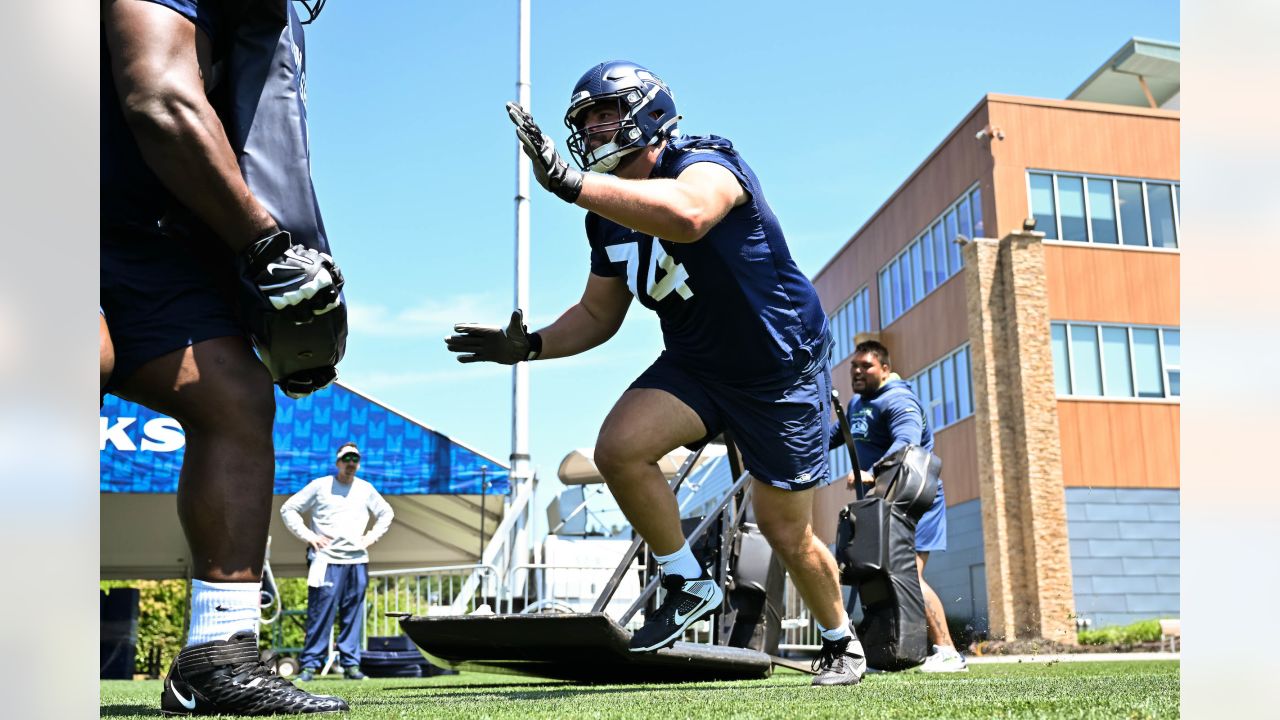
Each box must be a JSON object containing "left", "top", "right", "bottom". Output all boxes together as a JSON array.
[{"left": 794, "top": 472, "right": 811, "bottom": 485}]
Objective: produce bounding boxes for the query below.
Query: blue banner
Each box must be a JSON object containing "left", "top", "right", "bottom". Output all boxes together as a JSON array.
[{"left": 100, "top": 383, "right": 509, "bottom": 496}]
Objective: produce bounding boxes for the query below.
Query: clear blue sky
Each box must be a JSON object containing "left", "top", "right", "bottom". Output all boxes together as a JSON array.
[{"left": 301, "top": 1, "right": 1178, "bottom": 527}]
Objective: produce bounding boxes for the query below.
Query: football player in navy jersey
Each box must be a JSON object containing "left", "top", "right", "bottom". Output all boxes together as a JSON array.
[
  {"left": 447, "top": 60, "right": 864, "bottom": 685},
  {"left": 102, "top": 0, "right": 346, "bottom": 714}
]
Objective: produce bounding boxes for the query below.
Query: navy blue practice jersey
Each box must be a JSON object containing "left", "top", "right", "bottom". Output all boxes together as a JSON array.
[{"left": 587, "top": 134, "right": 830, "bottom": 384}]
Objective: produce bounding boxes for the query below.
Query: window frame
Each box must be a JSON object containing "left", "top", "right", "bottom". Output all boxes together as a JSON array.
[
  {"left": 827, "top": 285, "right": 874, "bottom": 365},
  {"left": 1161, "top": 328, "right": 1180, "bottom": 397},
  {"left": 908, "top": 344, "right": 975, "bottom": 433},
  {"left": 878, "top": 182, "right": 981, "bottom": 329},
  {"left": 1028, "top": 170, "right": 1180, "bottom": 250},
  {"left": 1051, "top": 321, "right": 1181, "bottom": 401}
]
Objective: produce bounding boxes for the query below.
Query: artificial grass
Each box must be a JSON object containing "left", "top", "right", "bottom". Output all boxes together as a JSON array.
[{"left": 100, "top": 660, "right": 1178, "bottom": 719}]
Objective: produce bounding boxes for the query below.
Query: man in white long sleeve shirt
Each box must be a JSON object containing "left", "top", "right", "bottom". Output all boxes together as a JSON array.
[{"left": 281, "top": 442, "right": 393, "bottom": 680}]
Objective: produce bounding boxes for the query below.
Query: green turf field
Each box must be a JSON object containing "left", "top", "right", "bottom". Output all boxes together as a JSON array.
[{"left": 100, "top": 660, "right": 1178, "bottom": 719}]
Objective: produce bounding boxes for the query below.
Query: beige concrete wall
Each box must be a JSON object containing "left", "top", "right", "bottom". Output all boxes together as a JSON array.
[{"left": 963, "top": 231, "right": 1076, "bottom": 644}]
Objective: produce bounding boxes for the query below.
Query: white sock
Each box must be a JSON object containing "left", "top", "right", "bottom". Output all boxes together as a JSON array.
[
  {"left": 186, "top": 580, "right": 260, "bottom": 646},
  {"left": 653, "top": 542, "right": 703, "bottom": 580},
  {"left": 818, "top": 619, "right": 854, "bottom": 643}
]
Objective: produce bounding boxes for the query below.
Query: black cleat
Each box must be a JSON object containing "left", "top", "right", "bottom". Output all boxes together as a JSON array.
[
  {"left": 161, "top": 631, "right": 349, "bottom": 716},
  {"left": 629, "top": 570, "right": 723, "bottom": 653},
  {"left": 811, "top": 634, "right": 867, "bottom": 686}
]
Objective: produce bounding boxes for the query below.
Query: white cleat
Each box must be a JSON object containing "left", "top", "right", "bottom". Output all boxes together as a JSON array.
[{"left": 919, "top": 644, "right": 969, "bottom": 673}]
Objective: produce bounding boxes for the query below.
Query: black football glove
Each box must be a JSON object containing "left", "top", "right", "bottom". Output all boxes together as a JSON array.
[
  {"left": 239, "top": 230, "right": 344, "bottom": 324},
  {"left": 506, "top": 102, "right": 583, "bottom": 203},
  {"left": 446, "top": 309, "right": 536, "bottom": 365}
]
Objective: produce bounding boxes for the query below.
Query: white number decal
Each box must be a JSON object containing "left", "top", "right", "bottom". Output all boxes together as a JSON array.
[{"left": 606, "top": 238, "right": 693, "bottom": 301}]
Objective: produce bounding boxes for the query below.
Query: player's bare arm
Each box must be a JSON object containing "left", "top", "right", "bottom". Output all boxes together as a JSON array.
[
  {"left": 575, "top": 163, "right": 748, "bottom": 244},
  {"left": 106, "top": 0, "right": 344, "bottom": 351},
  {"left": 445, "top": 273, "right": 631, "bottom": 365},
  {"left": 534, "top": 273, "right": 633, "bottom": 359},
  {"left": 103, "top": 0, "right": 276, "bottom": 251}
]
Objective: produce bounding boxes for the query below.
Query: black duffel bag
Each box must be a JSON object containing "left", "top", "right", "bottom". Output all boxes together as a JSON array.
[{"left": 835, "top": 444, "right": 941, "bottom": 671}]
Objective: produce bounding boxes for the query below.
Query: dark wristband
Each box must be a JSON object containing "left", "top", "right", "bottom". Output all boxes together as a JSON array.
[{"left": 526, "top": 332, "right": 543, "bottom": 361}]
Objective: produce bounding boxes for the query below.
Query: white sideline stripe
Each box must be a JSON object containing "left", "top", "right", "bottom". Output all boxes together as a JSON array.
[{"left": 966, "top": 651, "right": 1179, "bottom": 664}]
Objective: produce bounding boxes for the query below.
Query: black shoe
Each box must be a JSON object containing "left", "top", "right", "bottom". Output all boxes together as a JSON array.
[
  {"left": 342, "top": 667, "right": 366, "bottom": 681},
  {"left": 628, "top": 570, "right": 723, "bottom": 653},
  {"left": 161, "top": 631, "right": 349, "bottom": 715},
  {"left": 811, "top": 634, "right": 867, "bottom": 686}
]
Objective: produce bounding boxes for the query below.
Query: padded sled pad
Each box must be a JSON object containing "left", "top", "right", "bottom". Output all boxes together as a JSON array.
[{"left": 398, "top": 612, "right": 773, "bottom": 683}]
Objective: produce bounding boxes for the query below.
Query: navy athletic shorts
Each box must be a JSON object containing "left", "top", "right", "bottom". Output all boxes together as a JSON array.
[
  {"left": 100, "top": 226, "right": 245, "bottom": 392},
  {"left": 629, "top": 352, "right": 835, "bottom": 492}
]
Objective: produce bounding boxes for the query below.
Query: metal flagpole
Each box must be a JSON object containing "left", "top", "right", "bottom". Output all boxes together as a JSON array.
[
  {"left": 512, "top": 0, "right": 531, "bottom": 493},
  {"left": 508, "top": 0, "right": 533, "bottom": 592}
]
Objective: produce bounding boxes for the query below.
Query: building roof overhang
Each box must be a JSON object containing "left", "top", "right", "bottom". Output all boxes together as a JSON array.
[{"left": 1068, "top": 38, "right": 1180, "bottom": 109}]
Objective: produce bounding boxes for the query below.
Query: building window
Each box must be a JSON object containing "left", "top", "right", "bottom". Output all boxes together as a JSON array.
[
  {"left": 907, "top": 345, "right": 974, "bottom": 432},
  {"left": 1057, "top": 175, "right": 1088, "bottom": 242},
  {"left": 829, "top": 446, "right": 852, "bottom": 480},
  {"left": 827, "top": 286, "right": 873, "bottom": 366},
  {"left": 1131, "top": 328, "right": 1165, "bottom": 398},
  {"left": 921, "top": 225, "right": 937, "bottom": 294},
  {"left": 878, "top": 272, "right": 892, "bottom": 331},
  {"left": 1069, "top": 325, "right": 1104, "bottom": 396},
  {"left": 1117, "top": 181, "right": 1147, "bottom": 246},
  {"left": 1146, "top": 183, "right": 1178, "bottom": 248},
  {"left": 1051, "top": 322, "right": 1181, "bottom": 400},
  {"left": 931, "top": 221, "right": 948, "bottom": 280},
  {"left": 1100, "top": 326, "right": 1133, "bottom": 397},
  {"left": 1051, "top": 323, "right": 1071, "bottom": 394},
  {"left": 1087, "top": 177, "right": 1118, "bottom": 244},
  {"left": 970, "top": 187, "right": 984, "bottom": 239},
  {"left": 1162, "top": 329, "right": 1180, "bottom": 397},
  {"left": 1030, "top": 173, "right": 1056, "bottom": 239},
  {"left": 879, "top": 183, "right": 982, "bottom": 326},
  {"left": 1029, "top": 171, "right": 1180, "bottom": 248}
]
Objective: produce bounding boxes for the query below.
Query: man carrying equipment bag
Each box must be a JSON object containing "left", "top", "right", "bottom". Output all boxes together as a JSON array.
[
  {"left": 829, "top": 340, "right": 969, "bottom": 672},
  {"left": 833, "top": 440, "right": 939, "bottom": 670}
]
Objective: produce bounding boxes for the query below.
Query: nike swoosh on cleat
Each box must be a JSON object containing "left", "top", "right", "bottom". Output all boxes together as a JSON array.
[
  {"left": 214, "top": 604, "right": 230, "bottom": 611},
  {"left": 170, "top": 682, "right": 197, "bottom": 710}
]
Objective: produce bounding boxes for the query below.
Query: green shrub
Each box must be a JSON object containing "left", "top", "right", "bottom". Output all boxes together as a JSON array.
[
  {"left": 262, "top": 576, "right": 310, "bottom": 652},
  {"left": 1078, "top": 618, "right": 1163, "bottom": 645},
  {"left": 101, "top": 579, "right": 189, "bottom": 676}
]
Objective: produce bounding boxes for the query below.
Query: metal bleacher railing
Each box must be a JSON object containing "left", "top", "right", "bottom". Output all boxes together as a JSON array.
[{"left": 358, "top": 437, "right": 825, "bottom": 654}]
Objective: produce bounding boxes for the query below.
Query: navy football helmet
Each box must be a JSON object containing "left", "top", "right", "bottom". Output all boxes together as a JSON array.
[{"left": 564, "top": 61, "right": 679, "bottom": 173}]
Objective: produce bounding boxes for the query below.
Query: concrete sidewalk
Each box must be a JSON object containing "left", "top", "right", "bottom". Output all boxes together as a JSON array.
[{"left": 967, "top": 651, "right": 1179, "bottom": 664}]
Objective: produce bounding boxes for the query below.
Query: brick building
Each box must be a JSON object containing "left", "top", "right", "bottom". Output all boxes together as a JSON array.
[{"left": 811, "top": 38, "right": 1179, "bottom": 640}]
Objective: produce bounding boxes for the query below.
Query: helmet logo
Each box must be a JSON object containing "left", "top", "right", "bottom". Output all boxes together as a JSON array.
[{"left": 634, "top": 70, "right": 673, "bottom": 99}]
